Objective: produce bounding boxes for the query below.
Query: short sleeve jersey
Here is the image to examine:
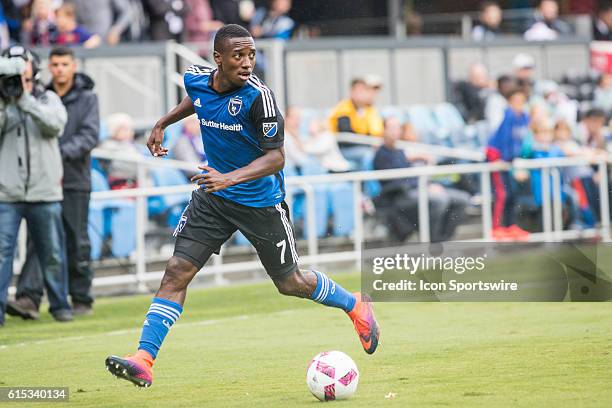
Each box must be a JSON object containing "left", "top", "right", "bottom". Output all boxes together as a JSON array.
[{"left": 183, "top": 65, "right": 285, "bottom": 208}]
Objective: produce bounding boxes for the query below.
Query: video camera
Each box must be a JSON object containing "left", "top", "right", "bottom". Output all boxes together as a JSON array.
[{"left": 0, "top": 45, "right": 40, "bottom": 101}]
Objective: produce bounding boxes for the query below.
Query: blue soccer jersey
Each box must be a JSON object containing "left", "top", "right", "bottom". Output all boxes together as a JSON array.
[{"left": 183, "top": 65, "right": 285, "bottom": 208}]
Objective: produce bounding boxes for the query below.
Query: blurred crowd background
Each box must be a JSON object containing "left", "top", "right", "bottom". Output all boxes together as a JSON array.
[
  {"left": 1, "top": 0, "right": 612, "bottom": 48},
  {"left": 4, "top": 0, "right": 612, "bottom": 321}
]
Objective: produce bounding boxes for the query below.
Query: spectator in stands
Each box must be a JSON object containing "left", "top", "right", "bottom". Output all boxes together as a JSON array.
[
  {"left": 173, "top": 114, "right": 207, "bottom": 177},
  {"left": 329, "top": 76, "right": 384, "bottom": 137},
  {"left": 471, "top": 1, "right": 503, "bottom": 41},
  {"left": 10, "top": 46, "right": 100, "bottom": 318},
  {"left": 1, "top": 0, "right": 21, "bottom": 44},
  {"left": 486, "top": 88, "right": 531, "bottom": 240},
  {"left": 0, "top": 45, "right": 71, "bottom": 325},
  {"left": 576, "top": 108, "right": 607, "bottom": 148},
  {"left": 142, "top": 0, "right": 187, "bottom": 41},
  {"left": 524, "top": 0, "right": 572, "bottom": 41},
  {"left": 329, "top": 76, "right": 384, "bottom": 169},
  {"left": 405, "top": 11, "right": 423, "bottom": 36},
  {"left": 520, "top": 120, "right": 583, "bottom": 230},
  {"left": 373, "top": 117, "right": 469, "bottom": 243},
  {"left": 285, "top": 107, "right": 350, "bottom": 172},
  {"left": 0, "top": 2, "right": 9, "bottom": 49},
  {"left": 485, "top": 75, "right": 515, "bottom": 132},
  {"left": 210, "top": 0, "right": 254, "bottom": 27},
  {"left": 72, "top": 0, "right": 132, "bottom": 45},
  {"left": 303, "top": 118, "right": 351, "bottom": 173},
  {"left": 512, "top": 53, "right": 547, "bottom": 100},
  {"left": 99, "top": 113, "right": 143, "bottom": 189},
  {"left": 594, "top": 73, "right": 612, "bottom": 115},
  {"left": 553, "top": 119, "right": 603, "bottom": 225},
  {"left": 250, "top": 0, "right": 295, "bottom": 40},
  {"left": 593, "top": 3, "right": 612, "bottom": 41},
  {"left": 513, "top": 53, "right": 535, "bottom": 86},
  {"left": 283, "top": 106, "right": 308, "bottom": 169},
  {"left": 453, "top": 63, "right": 492, "bottom": 123},
  {"left": 123, "top": 0, "right": 148, "bottom": 42},
  {"left": 21, "top": 0, "right": 56, "bottom": 46},
  {"left": 52, "top": 3, "right": 102, "bottom": 48},
  {"left": 401, "top": 121, "right": 419, "bottom": 142},
  {"left": 532, "top": 80, "right": 578, "bottom": 126},
  {"left": 184, "top": 0, "right": 224, "bottom": 44}
]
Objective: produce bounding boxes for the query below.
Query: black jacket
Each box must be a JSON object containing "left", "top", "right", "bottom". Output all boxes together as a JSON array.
[{"left": 48, "top": 73, "right": 100, "bottom": 192}]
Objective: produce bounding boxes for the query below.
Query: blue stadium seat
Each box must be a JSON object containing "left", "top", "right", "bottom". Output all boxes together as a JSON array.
[
  {"left": 89, "top": 170, "right": 108, "bottom": 260},
  {"left": 380, "top": 105, "right": 403, "bottom": 119},
  {"left": 299, "top": 158, "right": 330, "bottom": 238},
  {"left": 163, "top": 122, "right": 184, "bottom": 153},
  {"left": 89, "top": 169, "right": 137, "bottom": 259},
  {"left": 329, "top": 182, "right": 355, "bottom": 236},
  {"left": 363, "top": 158, "right": 382, "bottom": 199},
  {"left": 110, "top": 203, "right": 136, "bottom": 258},
  {"left": 406, "top": 105, "right": 441, "bottom": 144},
  {"left": 148, "top": 167, "right": 191, "bottom": 227},
  {"left": 233, "top": 231, "right": 251, "bottom": 246},
  {"left": 433, "top": 103, "right": 467, "bottom": 147},
  {"left": 89, "top": 168, "right": 138, "bottom": 259},
  {"left": 98, "top": 120, "right": 109, "bottom": 142}
]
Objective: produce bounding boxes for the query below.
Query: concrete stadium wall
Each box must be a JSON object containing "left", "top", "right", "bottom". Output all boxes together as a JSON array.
[
  {"left": 285, "top": 38, "right": 591, "bottom": 109},
  {"left": 34, "top": 38, "right": 591, "bottom": 125}
]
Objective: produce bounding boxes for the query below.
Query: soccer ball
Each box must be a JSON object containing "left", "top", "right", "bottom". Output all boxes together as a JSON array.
[{"left": 306, "top": 351, "right": 359, "bottom": 401}]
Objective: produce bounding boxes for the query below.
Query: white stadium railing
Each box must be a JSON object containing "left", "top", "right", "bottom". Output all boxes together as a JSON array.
[
  {"left": 9, "top": 140, "right": 612, "bottom": 294},
  {"left": 87, "top": 148, "right": 612, "bottom": 290}
]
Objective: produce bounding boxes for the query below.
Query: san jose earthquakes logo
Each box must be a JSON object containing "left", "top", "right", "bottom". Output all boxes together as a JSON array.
[
  {"left": 228, "top": 97, "right": 242, "bottom": 116},
  {"left": 263, "top": 122, "right": 278, "bottom": 138}
]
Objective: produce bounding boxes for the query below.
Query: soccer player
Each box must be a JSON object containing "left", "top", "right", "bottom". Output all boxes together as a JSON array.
[{"left": 105, "top": 24, "right": 380, "bottom": 388}]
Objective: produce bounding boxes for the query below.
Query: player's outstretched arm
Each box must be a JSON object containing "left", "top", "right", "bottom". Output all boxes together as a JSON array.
[
  {"left": 147, "top": 96, "right": 195, "bottom": 157},
  {"left": 191, "top": 148, "right": 285, "bottom": 193}
]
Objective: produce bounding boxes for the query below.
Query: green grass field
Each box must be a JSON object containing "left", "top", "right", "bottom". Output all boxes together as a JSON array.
[{"left": 1, "top": 272, "right": 611, "bottom": 407}]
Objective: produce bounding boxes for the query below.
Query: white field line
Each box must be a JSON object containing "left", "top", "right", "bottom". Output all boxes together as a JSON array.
[{"left": 0, "top": 309, "right": 297, "bottom": 351}]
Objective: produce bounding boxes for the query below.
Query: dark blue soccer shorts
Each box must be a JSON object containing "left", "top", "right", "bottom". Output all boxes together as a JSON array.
[{"left": 173, "top": 188, "right": 299, "bottom": 278}]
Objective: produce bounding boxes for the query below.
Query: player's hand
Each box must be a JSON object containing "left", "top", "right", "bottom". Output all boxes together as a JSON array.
[
  {"left": 191, "top": 165, "right": 235, "bottom": 193},
  {"left": 147, "top": 124, "right": 168, "bottom": 157}
]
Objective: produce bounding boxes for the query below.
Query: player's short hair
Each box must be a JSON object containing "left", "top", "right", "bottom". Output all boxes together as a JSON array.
[
  {"left": 214, "top": 24, "right": 253, "bottom": 53},
  {"left": 49, "top": 46, "right": 75, "bottom": 59}
]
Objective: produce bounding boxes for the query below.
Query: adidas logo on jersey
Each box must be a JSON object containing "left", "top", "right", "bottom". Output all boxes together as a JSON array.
[{"left": 194, "top": 98, "right": 202, "bottom": 107}]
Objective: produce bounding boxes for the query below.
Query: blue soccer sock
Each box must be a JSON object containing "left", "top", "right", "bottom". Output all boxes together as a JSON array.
[
  {"left": 310, "top": 270, "right": 356, "bottom": 313},
  {"left": 138, "top": 297, "right": 183, "bottom": 360}
]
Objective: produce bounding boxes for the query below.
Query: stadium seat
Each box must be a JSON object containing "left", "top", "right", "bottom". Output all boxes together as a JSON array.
[
  {"left": 233, "top": 231, "right": 251, "bottom": 246},
  {"left": 148, "top": 167, "right": 191, "bottom": 227},
  {"left": 406, "top": 105, "right": 443, "bottom": 145},
  {"left": 363, "top": 158, "right": 381, "bottom": 199},
  {"left": 98, "top": 120, "right": 110, "bottom": 142},
  {"left": 329, "top": 182, "right": 355, "bottom": 236},
  {"left": 89, "top": 168, "right": 138, "bottom": 259},
  {"left": 163, "top": 122, "right": 184, "bottom": 153},
  {"left": 110, "top": 203, "right": 137, "bottom": 258},
  {"left": 89, "top": 170, "right": 108, "bottom": 260},
  {"left": 432, "top": 103, "right": 467, "bottom": 147},
  {"left": 299, "top": 158, "right": 330, "bottom": 238}
]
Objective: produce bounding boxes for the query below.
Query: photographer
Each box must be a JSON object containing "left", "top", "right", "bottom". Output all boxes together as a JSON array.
[
  {"left": 9, "top": 46, "right": 99, "bottom": 319},
  {"left": 0, "top": 45, "right": 70, "bottom": 326}
]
